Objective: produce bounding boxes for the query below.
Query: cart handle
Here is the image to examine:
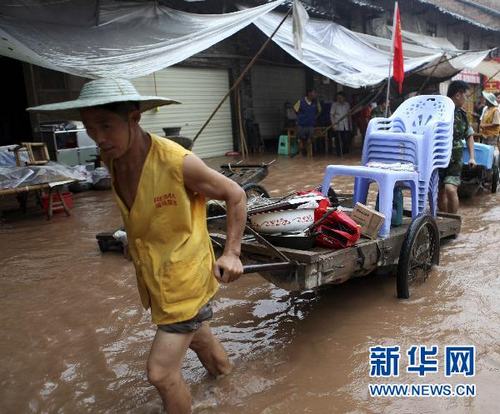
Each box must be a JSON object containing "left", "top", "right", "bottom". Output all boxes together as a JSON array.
[{"left": 243, "top": 262, "right": 296, "bottom": 274}]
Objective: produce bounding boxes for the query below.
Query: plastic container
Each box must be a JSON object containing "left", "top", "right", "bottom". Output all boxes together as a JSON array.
[
  {"left": 392, "top": 187, "right": 404, "bottom": 226},
  {"left": 249, "top": 208, "right": 315, "bottom": 234},
  {"left": 41, "top": 192, "right": 74, "bottom": 213}
]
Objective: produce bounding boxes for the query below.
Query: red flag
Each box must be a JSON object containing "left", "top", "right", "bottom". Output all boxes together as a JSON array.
[{"left": 392, "top": 2, "right": 404, "bottom": 94}]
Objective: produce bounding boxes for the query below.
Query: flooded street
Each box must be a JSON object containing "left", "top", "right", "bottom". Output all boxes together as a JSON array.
[{"left": 0, "top": 153, "right": 499, "bottom": 413}]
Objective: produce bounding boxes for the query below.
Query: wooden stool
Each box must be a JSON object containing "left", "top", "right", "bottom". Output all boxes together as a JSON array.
[{"left": 46, "top": 186, "right": 71, "bottom": 220}]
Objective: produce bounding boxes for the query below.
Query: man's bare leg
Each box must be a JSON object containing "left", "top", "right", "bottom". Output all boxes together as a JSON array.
[
  {"left": 445, "top": 184, "right": 459, "bottom": 214},
  {"left": 189, "top": 321, "right": 232, "bottom": 377},
  {"left": 147, "top": 329, "right": 194, "bottom": 414},
  {"left": 438, "top": 187, "right": 448, "bottom": 212}
]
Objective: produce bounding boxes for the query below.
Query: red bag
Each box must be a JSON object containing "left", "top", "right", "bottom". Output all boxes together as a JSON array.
[{"left": 314, "top": 204, "right": 361, "bottom": 249}]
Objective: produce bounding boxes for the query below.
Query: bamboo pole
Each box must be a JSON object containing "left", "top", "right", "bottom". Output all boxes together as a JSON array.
[
  {"left": 193, "top": 6, "right": 293, "bottom": 144},
  {"left": 417, "top": 53, "right": 446, "bottom": 94}
]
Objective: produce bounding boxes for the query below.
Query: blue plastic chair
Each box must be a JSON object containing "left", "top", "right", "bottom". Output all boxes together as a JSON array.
[{"left": 322, "top": 96, "right": 455, "bottom": 238}]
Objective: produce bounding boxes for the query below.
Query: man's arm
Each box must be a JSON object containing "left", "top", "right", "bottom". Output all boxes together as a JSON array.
[
  {"left": 466, "top": 134, "right": 476, "bottom": 167},
  {"left": 347, "top": 103, "right": 353, "bottom": 130},
  {"left": 330, "top": 103, "right": 336, "bottom": 125},
  {"left": 183, "top": 154, "right": 247, "bottom": 283}
]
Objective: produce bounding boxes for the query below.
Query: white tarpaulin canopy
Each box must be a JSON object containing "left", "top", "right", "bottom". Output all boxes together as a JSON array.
[
  {"left": 0, "top": 0, "right": 492, "bottom": 88},
  {"left": 252, "top": 9, "right": 492, "bottom": 87},
  {"left": 0, "top": 0, "right": 285, "bottom": 79},
  {"left": 475, "top": 60, "right": 500, "bottom": 82}
]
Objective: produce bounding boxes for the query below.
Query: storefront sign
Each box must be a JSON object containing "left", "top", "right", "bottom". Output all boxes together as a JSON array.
[
  {"left": 483, "top": 79, "right": 500, "bottom": 92},
  {"left": 452, "top": 69, "right": 481, "bottom": 84}
]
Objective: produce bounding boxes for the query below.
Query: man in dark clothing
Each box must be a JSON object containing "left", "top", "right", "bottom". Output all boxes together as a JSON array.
[
  {"left": 294, "top": 89, "right": 321, "bottom": 156},
  {"left": 438, "top": 80, "right": 476, "bottom": 214}
]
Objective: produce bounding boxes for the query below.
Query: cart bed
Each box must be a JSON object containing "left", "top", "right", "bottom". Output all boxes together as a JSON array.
[{"left": 210, "top": 213, "right": 461, "bottom": 291}]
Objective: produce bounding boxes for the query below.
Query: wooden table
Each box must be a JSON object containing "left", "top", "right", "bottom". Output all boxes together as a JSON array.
[{"left": 0, "top": 179, "right": 75, "bottom": 219}]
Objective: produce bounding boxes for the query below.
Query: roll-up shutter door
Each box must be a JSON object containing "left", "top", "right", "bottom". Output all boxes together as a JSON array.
[
  {"left": 251, "top": 65, "right": 306, "bottom": 140},
  {"left": 133, "top": 67, "right": 233, "bottom": 158}
]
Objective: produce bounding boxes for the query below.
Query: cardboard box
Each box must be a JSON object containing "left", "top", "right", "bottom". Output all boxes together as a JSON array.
[{"left": 351, "top": 202, "right": 385, "bottom": 239}]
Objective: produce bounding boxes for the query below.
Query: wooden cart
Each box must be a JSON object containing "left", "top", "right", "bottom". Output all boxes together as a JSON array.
[{"left": 210, "top": 211, "right": 461, "bottom": 299}]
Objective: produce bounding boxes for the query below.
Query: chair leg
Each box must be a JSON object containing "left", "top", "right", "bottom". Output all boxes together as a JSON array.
[
  {"left": 409, "top": 180, "right": 419, "bottom": 219},
  {"left": 376, "top": 178, "right": 395, "bottom": 238},
  {"left": 57, "top": 188, "right": 71, "bottom": 217},
  {"left": 321, "top": 168, "right": 334, "bottom": 196},
  {"left": 354, "top": 177, "right": 370, "bottom": 205},
  {"left": 47, "top": 189, "right": 53, "bottom": 220}
]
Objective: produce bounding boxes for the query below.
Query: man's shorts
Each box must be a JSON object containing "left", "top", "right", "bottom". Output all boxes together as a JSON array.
[
  {"left": 297, "top": 126, "right": 314, "bottom": 142},
  {"left": 439, "top": 164, "right": 461, "bottom": 187},
  {"left": 157, "top": 302, "right": 213, "bottom": 334}
]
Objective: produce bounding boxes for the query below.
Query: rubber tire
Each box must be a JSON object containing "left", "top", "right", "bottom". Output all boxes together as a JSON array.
[
  {"left": 396, "top": 214, "right": 440, "bottom": 299},
  {"left": 242, "top": 183, "right": 270, "bottom": 198},
  {"left": 491, "top": 165, "right": 498, "bottom": 194}
]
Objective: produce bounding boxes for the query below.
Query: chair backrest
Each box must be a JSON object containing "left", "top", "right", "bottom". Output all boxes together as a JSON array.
[
  {"left": 392, "top": 95, "right": 455, "bottom": 135},
  {"left": 363, "top": 95, "right": 455, "bottom": 173}
]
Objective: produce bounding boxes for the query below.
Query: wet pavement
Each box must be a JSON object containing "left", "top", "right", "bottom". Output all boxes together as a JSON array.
[{"left": 0, "top": 152, "right": 499, "bottom": 413}]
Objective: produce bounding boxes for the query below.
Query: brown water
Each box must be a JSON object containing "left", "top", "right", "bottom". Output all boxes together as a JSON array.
[{"left": 1, "top": 153, "right": 499, "bottom": 413}]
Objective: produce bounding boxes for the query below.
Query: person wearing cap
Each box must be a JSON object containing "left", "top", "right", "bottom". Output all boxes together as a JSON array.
[
  {"left": 479, "top": 91, "right": 500, "bottom": 148},
  {"left": 28, "top": 78, "right": 247, "bottom": 413},
  {"left": 438, "top": 80, "right": 476, "bottom": 214}
]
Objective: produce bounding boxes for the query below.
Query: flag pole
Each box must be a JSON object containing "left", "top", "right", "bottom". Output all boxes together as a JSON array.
[
  {"left": 385, "top": 59, "right": 392, "bottom": 118},
  {"left": 385, "top": 2, "right": 398, "bottom": 117}
]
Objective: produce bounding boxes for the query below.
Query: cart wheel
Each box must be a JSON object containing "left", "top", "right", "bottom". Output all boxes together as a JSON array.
[
  {"left": 491, "top": 165, "right": 498, "bottom": 193},
  {"left": 396, "top": 214, "right": 440, "bottom": 299},
  {"left": 242, "top": 183, "right": 270, "bottom": 199}
]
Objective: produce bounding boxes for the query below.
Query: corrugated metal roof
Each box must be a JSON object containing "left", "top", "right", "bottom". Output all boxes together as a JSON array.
[
  {"left": 261, "top": 0, "right": 383, "bottom": 18},
  {"left": 415, "top": 0, "right": 500, "bottom": 32}
]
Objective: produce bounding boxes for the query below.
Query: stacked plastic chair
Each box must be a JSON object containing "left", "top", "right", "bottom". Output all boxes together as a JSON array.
[{"left": 321, "top": 95, "right": 455, "bottom": 238}]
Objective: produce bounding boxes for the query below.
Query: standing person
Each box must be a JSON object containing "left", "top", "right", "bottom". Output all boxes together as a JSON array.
[
  {"left": 473, "top": 96, "right": 486, "bottom": 131},
  {"left": 479, "top": 91, "right": 500, "bottom": 148},
  {"left": 28, "top": 78, "right": 247, "bottom": 414},
  {"left": 293, "top": 89, "right": 321, "bottom": 156},
  {"left": 330, "top": 91, "right": 352, "bottom": 156},
  {"left": 438, "top": 80, "right": 477, "bottom": 214},
  {"left": 352, "top": 96, "right": 371, "bottom": 146}
]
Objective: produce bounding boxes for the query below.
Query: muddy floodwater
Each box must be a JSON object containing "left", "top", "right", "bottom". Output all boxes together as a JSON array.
[{"left": 1, "top": 153, "right": 499, "bottom": 413}]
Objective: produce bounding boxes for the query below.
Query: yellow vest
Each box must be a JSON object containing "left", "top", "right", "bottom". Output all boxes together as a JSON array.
[
  {"left": 481, "top": 107, "right": 500, "bottom": 138},
  {"left": 112, "top": 134, "right": 218, "bottom": 325}
]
